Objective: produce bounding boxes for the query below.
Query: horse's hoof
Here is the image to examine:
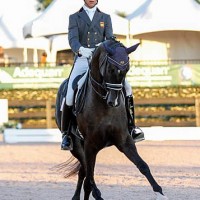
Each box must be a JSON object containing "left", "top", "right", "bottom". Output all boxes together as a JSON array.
[{"left": 155, "top": 192, "right": 168, "bottom": 200}]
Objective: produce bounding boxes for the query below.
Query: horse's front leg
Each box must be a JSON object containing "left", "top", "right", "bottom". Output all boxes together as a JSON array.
[
  {"left": 83, "top": 143, "right": 103, "bottom": 200},
  {"left": 72, "top": 165, "right": 85, "bottom": 200},
  {"left": 71, "top": 137, "right": 86, "bottom": 200},
  {"left": 117, "top": 136, "right": 168, "bottom": 200}
]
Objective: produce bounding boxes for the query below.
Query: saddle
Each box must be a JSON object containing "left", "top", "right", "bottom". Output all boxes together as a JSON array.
[
  {"left": 74, "top": 72, "right": 89, "bottom": 115},
  {"left": 59, "top": 72, "right": 89, "bottom": 140},
  {"left": 60, "top": 72, "right": 89, "bottom": 114}
]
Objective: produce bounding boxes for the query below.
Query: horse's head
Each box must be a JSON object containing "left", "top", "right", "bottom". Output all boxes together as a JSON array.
[{"left": 90, "top": 38, "right": 140, "bottom": 107}]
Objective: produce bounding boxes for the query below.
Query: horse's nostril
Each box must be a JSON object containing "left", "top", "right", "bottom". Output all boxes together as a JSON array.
[{"left": 108, "top": 101, "right": 114, "bottom": 107}]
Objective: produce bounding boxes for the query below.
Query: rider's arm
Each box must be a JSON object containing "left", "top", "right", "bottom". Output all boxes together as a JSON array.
[
  {"left": 68, "top": 14, "right": 82, "bottom": 55},
  {"left": 104, "top": 14, "right": 114, "bottom": 40}
]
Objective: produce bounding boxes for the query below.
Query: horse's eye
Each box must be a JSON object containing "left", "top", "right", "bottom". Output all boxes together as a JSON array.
[{"left": 108, "top": 67, "right": 115, "bottom": 73}]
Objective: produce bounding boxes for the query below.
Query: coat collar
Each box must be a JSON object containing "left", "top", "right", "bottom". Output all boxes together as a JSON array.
[
  {"left": 78, "top": 7, "right": 102, "bottom": 26},
  {"left": 78, "top": 7, "right": 101, "bottom": 13}
]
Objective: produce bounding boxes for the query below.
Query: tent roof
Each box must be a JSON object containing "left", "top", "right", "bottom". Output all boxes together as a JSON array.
[
  {"left": 0, "top": 0, "right": 49, "bottom": 50},
  {"left": 128, "top": 0, "right": 200, "bottom": 35},
  {"left": 0, "top": 17, "right": 17, "bottom": 48},
  {"left": 0, "top": 17, "right": 49, "bottom": 50},
  {"left": 23, "top": 0, "right": 129, "bottom": 38},
  {"left": 23, "top": 0, "right": 200, "bottom": 39}
]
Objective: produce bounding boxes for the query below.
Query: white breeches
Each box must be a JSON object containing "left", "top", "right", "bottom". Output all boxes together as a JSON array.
[
  {"left": 124, "top": 79, "right": 132, "bottom": 96},
  {"left": 65, "top": 57, "right": 133, "bottom": 106},
  {"left": 66, "top": 57, "right": 89, "bottom": 105}
]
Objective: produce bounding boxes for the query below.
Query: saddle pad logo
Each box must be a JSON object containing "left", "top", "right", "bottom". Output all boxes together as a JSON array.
[{"left": 100, "top": 22, "right": 104, "bottom": 28}]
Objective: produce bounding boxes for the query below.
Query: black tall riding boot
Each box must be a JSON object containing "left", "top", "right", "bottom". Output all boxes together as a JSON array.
[
  {"left": 61, "top": 103, "right": 73, "bottom": 150},
  {"left": 125, "top": 95, "right": 145, "bottom": 142}
]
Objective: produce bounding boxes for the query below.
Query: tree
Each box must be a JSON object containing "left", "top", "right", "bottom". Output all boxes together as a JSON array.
[
  {"left": 195, "top": 0, "right": 200, "bottom": 4},
  {"left": 115, "top": 10, "right": 127, "bottom": 18},
  {"left": 36, "top": 0, "right": 53, "bottom": 11}
]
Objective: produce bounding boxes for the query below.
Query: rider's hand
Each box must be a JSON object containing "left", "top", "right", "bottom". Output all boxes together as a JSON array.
[
  {"left": 79, "top": 47, "right": 93, "bottom": 58},
  {"left": 95, "top": 42, "right": 102, "bottom": 47}
]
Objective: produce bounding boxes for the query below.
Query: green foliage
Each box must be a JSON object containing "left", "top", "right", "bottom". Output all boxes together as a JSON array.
[
  {"left": 0, "top": 121, "right": 18, "bottom": 133},
  {"left": 115, "top": 10, "right": 127, "bottom": 18},
  {"left": 36, "top": 0, "right": 53, "bottom": 11},
  {"left": 195, "top": 0, "right": 200, "bottom": 4}
]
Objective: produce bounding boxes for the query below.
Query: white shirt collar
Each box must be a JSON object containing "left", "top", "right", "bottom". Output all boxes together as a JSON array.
[{"left": 83, "top": 5, "right": 97, "bottom": 13}]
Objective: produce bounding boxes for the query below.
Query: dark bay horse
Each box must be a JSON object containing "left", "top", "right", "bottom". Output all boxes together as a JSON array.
[{"left": 55, "top": 38, "right": 168, "bottom": 200}]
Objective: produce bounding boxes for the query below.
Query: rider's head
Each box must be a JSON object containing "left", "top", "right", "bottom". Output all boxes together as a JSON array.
[{"left": 84, "top": 0, "right": 98, "bottom": 9}]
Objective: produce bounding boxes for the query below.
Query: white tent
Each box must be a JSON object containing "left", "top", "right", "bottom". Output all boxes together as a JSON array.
[
  {"left": 0, "top": 16, "right": 50, "bottom": 64},
  {"left": 127, "top": 0, "right": 200, "bottom": 35},
  {"left": 23, "top": 0, "right": 200, "bottom": 62},
  {"left": 23, "top": 0, "right": 129, "bottom": 38},
  {"left": 0, "top": 16, "right": 17, "bottom": 48},
  {"left": 23, "top": 0, "right": 130, "bottom": 63},
  {"left": 125, "top": 0, "right": 200, "bottom": 61},
  {"left": 0, "top": 0, "right": 50, "bottom": 64}
]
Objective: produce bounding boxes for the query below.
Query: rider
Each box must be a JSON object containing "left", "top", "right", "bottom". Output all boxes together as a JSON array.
[{"left": 60, "top": 0, "right": 145, "bottom": 150}]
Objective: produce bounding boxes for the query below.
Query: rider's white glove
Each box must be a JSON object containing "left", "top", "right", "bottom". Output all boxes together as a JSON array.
[
  {"left": 95, "top": 42, "right": 102, "bottom": 47},
  {"left": 79, "top": 47, "right": 94, "bottom": 58}
]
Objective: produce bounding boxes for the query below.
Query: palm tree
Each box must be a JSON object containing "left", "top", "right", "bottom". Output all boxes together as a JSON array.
[
  {"left": 115, "top": 11, "right": 127, "bottom": 18},
  {"left": 36, "top": 0, "right": 53, "bottom": 11}
]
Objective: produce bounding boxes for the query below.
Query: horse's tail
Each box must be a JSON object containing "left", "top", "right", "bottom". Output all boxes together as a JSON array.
[{"left": 51, "top": 156, "right": 81, "bottom": 178}]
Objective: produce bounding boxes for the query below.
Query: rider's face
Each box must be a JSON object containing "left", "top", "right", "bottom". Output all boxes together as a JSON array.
[{"left": 84, "top": 0, "right": 97, "bottom": 8}]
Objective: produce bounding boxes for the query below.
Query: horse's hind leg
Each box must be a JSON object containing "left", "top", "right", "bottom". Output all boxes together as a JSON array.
[{"left": 117, "top": 137, "right": 168, "bottom": 200}]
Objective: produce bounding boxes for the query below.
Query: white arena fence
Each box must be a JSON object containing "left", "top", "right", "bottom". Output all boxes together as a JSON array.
[{"left": 3, "top": 127, "right": 200, "bottom": 144}]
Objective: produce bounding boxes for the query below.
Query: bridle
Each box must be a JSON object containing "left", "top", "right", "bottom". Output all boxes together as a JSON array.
[
  {"left": 87, "top": 38, "right": 140, "bottom": 107},
  {"left": 89, "top": 48, "right": 128, "bottom": 101}
]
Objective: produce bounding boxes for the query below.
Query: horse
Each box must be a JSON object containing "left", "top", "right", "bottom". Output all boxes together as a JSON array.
[{"left": 55, "top": 38, "right": 168, "bottom": 200}]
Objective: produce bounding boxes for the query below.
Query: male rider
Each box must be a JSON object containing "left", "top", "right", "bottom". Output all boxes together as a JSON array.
[{"left": 60, "top": 0, "right": 144, "bottom": 150}]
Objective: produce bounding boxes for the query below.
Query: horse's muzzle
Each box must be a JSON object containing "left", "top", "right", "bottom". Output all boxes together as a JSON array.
[{"left": 106, "top": 90, "right": 120, "bottom": 107}]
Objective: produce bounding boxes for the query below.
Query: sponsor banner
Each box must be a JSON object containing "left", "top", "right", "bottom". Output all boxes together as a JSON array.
[
  {"left": 0, "top": 66, "right": 72, "bottom": 89},
  {"left": 0, "top": 64, "right": 200, "bottom": 89},
  {"left": 127, "top": 64, "right": 200, "bottom": 87}
]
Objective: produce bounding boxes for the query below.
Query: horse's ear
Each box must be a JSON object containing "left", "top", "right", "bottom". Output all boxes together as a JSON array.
[{"left": 126, "top": 43, "right": 140, "bottom": 54}]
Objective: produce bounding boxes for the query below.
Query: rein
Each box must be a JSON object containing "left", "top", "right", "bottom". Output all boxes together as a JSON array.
[{"left": 89, "top": 72, "right": 107, "bottom": 99}]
